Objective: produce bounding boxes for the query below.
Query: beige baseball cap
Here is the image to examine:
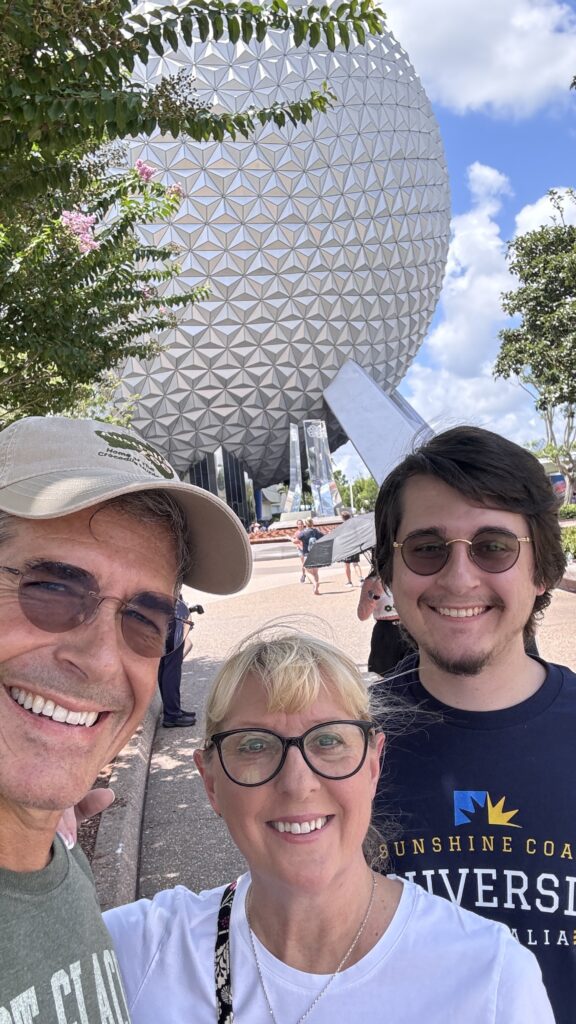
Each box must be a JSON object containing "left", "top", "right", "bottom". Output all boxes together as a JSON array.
[{"left": 0, "top": 417, "right": 252, "bottom": 595}]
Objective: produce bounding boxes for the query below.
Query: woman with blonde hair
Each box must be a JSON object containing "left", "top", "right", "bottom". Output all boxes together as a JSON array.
[{"left": 105, "top": 629, "right": 553, "bottom": 1023}]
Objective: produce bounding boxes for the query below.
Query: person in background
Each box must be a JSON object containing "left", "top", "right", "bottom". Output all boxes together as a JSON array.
[
  {"left": 291, "top": 517, "right": 307, "bottom": 583},
  {"left": 340, "top": 511, "right": 364, "bottom": 587},
  {"left": 357, "top": 571, "right": 413, "bottom": 676},
  {"left": 158, "top": 596, "right": 196, "bottom": 728},
  {"left": 296, "top": 517, "right": 323, "bottom": 595},
  {"left": 104, "top": 630, "right": 553, "bottom": 1024},
  {"left": 372, "top": 424, "right": 573, "bottom": 1023}
]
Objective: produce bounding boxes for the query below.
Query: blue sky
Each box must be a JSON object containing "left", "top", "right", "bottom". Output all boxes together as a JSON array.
[{"left": 334, "top": 0, "right": 576, "bottom": 479}]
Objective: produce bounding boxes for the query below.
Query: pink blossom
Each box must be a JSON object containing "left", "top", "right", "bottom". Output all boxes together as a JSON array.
[
  {"left": 135, "top": 159, "right": 155, "bottom": 182},
  {"left": 167, "top": 183, "right": 184, "bottom": 199},
  {"left": 61, "top": 210, "right": 99, "bottom": 253}
]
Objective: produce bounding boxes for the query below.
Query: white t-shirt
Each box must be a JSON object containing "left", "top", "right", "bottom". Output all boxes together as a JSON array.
[
  {"left": 104, "top": 874, "right": 553, "bottom": 1023},
  {"left": 372, "top": 585, "right": 399, "bottom": 621}
]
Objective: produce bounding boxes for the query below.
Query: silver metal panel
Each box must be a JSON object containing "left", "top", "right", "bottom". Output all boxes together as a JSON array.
[
  {"left": 119, "top": 13, "right": 450, "bottom": 488},
  {"left": 324, "top": 359, "right": 433, "bottom": 484},
  {"left": 283, "top": 423, "right": 303, "bottom": 514},
  {"left": 303, "top": 419, "right": 342, "bottom": 515}
]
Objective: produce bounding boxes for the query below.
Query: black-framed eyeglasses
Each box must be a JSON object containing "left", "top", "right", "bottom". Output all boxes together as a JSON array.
[
  {"left": 207, "top": 720, "right": 377, "bottom": 787},
  {"left": 0, "top": 563, "right": 191, "bottom": 659},
  {"left": 393, "top": 529, "right": 532, "bottom": 576}
]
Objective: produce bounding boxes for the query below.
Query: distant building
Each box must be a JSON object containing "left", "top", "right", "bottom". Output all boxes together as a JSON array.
[{"left": 119, "top": 20, "right": 450, "bottom": 495}]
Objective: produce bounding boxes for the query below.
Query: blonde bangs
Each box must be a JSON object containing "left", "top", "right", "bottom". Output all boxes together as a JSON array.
[{"left": 204, "top": 626, "right": 370, "bottom": 741}]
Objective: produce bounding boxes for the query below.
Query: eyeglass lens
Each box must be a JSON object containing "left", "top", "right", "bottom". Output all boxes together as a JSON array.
[
  {"left": 217, "top": 722, "right": 368, "bottom": 785},
  {"left": 401, "top": 530, "right": 522, "bottom": 576},
  {"left": 16, "top": 566, "right": 187, "bottom": 658}
]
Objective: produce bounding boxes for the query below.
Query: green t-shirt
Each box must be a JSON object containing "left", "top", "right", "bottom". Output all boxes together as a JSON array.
[{"left": 0, "top": 837, "right": 131, "bottom": 1023}]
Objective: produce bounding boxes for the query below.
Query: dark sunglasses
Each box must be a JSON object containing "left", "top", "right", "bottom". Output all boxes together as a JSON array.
[
  {"left": 393, "top": 529, "right": 531, "bottom": 576},
  {"left": 0, "top": 563, "right": 190, "bottom": 658}
]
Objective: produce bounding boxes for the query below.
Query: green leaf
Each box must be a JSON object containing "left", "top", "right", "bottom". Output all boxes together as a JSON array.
[
  {"left": 211, "top": 12, "right": 224, "bottom": 39},
  {"left": 227, "top": 14, "right": 241, "bottom": 43},
  {"left": 181, "top": 12, "right": 193, "bottom": 45},
  {"left": 241, "top": 14, "right": 254, "bottom": 43},
  {"left": 197, "top": 13, "right": 210, "bottom": 40},
  {"left": 309, "top": 21, "right": 321, "bottom": 47},
  {"left": 339, "top": 21, "right": 351, "bottom": 48},
  {"left": 293, "top": 18, "right": 308, "bottom": 46},
  {"left": 324, "top": 21, "right": 336, "bottom": 50},
  {"left": 149, "top": 27, "right": 164, "bottom": 56}
]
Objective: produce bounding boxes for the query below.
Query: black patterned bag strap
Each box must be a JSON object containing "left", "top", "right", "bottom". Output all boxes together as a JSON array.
[{"left": 215, "top": 880, "right": 238, "bottom": 1023}]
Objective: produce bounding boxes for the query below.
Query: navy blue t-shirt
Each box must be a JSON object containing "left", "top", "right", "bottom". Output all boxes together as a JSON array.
[
  {"left": 296, "top": 527, "right": 323, "bottom": 556},
  {"left": 374, "top": 657, "right": 576, "bottom": 1024}
]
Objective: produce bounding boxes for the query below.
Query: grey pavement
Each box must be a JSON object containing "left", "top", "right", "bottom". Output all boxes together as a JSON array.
[{"left": 92, "top": 548, "right": 576, "bottom": 910}]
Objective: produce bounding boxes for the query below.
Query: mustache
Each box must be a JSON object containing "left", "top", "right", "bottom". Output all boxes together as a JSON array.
[{"left": 0, "top": 660, "right": 122, "bottom": 710}]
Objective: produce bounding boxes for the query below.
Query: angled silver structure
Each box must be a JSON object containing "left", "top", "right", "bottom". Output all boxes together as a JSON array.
[
  {"left": 303, "top": 420, "right": 343, "bottom": 515},
  {"left": 283, "top": 423, "right": 303, "bottom": 515},
  {"left": 119, "top": 15, "right": 450, "bottom": 488},
  {"left": 325, "top": 359, "right": 433, "bottom": 484}
]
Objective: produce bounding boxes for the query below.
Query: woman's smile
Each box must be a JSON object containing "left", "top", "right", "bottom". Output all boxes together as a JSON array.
[{"left": 267, "top": 814, "right": 332, "bottom": 836}]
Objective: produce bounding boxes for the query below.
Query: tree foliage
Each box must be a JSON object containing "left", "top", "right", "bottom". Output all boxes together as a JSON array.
[
  {"left": 494, "top": 189, "right": 576, "bottom": 498},
  {"left": 64, "top": 369, "right": 141, "bottom": 427},
  {"left": 352, "top": 475, "right": 379, "bottom": 511},
  {"left": 0, "top": 0, "right": 386, "bottom": 422},
  {"left": 0, "top": 0, "right": 385, "bottom": 202},
  {"left": 0, "top": 155, "right": 207, "bottom": 424}
]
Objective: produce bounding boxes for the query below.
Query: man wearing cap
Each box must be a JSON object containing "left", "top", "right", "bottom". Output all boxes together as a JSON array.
[{"left": 0, "top": 417, "right": 251, "bottom": 1021}]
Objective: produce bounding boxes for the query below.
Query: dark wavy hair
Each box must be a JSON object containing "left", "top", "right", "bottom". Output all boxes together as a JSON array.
[{"left": 374, "top": 426, "right": 566, "bottom": 640}]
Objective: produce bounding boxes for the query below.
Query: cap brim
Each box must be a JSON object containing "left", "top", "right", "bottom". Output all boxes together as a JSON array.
[{"left": 0, "top": 470, "right": 252, "bottom": 595}]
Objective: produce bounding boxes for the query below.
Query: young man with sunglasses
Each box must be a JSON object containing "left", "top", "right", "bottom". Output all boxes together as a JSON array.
[
  {"left": 0, "top": 416, "right": 251, "bottom": 1021},
  {"left": 372, "top": 425, "right": 574, "bottom": 1023}
]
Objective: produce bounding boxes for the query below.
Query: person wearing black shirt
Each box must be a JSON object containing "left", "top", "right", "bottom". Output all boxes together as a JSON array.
[
  {"left": 297, "top": 518, "right": 323, "bottom": 595},
  {"left": 372, "top": 425, "right": 574, "bottom": 1024}
]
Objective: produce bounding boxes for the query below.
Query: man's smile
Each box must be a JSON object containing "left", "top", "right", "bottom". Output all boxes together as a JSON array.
[{"left": 9, "top": 685, "right": 101, "bottom": 727}]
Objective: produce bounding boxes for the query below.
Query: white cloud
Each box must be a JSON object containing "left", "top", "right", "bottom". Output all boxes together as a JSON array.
[
  {"left": 332, "top": 441, "right": 370, "bottom": 483},
  {"left": 334, "top": 167, "right": 574, "bottom": 470},
  {"left": 384, "top": 0, "right": 576, "bottom": 117},
  {"left": 424, "top": 162, "right": 512, "bottom": 377},
  {"left": 399, "top": 163, "right": 570, "bottom": 446},
  {"left": 514, "top": 187, "right": 576, "bottom": 234}
]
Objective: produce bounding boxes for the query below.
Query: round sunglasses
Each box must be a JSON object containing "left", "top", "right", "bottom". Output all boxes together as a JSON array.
[
  {"left": 0, "top": 563, "right": 190, "bottom": 658},
  {"left": 393, "top": 529, "right": 531, "bottom": 576}
]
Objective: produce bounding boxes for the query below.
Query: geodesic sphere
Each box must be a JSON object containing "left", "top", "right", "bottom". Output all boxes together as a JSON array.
[{"left": 120, "top": 18, "right": 450, "bottom": 488}]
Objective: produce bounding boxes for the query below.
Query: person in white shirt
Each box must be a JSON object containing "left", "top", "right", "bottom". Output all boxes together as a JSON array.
[
  {"left": 357, "top": 571, "right": 413, "bottom": 675},
  {"left": 104, "top": 629, "right": 553, "bottom": 1024}
]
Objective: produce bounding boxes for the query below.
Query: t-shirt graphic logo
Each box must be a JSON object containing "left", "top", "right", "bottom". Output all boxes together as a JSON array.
[{"left": 454, "top": 790, "right": 521, "bottom": 828}]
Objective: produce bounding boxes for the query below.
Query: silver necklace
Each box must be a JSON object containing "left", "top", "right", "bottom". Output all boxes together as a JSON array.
[{"left": 246, "top": 872, "right": 377, "bottom": 1024}]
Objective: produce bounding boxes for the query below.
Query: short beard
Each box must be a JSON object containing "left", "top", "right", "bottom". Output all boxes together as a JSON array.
[{"left": 425, "top": 646, "right": 492, "bottom": 677}]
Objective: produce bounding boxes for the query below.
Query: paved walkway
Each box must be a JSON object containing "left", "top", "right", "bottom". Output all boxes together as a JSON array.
[{"left": 90, "top": 548, "right": 576, "bottom": 909}]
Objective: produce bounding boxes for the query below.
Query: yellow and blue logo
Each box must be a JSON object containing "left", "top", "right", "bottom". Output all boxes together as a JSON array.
[{"left": 454, "top": 790, "right": 521, "bottom": 828}]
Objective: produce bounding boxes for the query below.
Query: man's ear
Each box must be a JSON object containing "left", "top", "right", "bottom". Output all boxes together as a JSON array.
[{"left": 193, "top": 749, "right": 221, "bottom": 816}]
